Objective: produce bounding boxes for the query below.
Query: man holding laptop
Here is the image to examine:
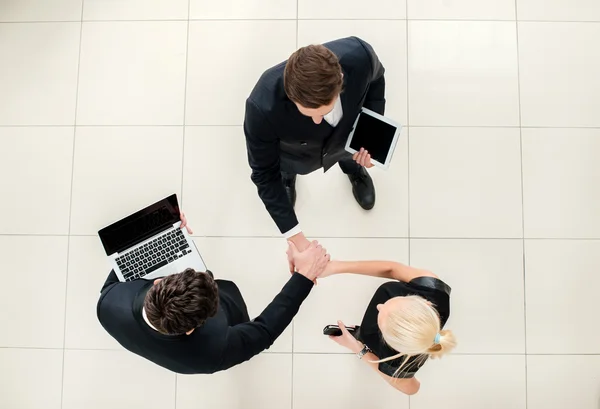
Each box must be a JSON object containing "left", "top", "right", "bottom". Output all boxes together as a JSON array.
[
  {"left": 244, "top": 37, "right": 400, "bottom": 257},
  {"left": 96, "top": 195, "right": 330, "bottom": 374}
]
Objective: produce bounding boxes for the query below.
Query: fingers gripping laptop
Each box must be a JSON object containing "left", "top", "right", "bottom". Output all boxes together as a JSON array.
[{"left": 98, "top": 194, "right": 206, "bottom": 282}]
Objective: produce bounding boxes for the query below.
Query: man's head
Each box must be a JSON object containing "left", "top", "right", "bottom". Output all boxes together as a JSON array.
[
  {"left": 144, "top": 268, "right": 219, "bottom": 335},
  {"left": 284, "top": 44, "right": 343, "bottom": 124}
]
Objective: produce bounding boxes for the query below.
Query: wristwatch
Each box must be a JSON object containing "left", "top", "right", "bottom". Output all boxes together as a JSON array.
[{"left": 356, "top": 344, "right": 372, "bottom": 359}]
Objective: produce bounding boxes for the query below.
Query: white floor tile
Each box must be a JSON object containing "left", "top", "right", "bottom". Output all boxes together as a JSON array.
[
  {"left": 293, "top": 354, "right": 409, "bottom": 409},
  {"left": 70, "top": 126, "right": 183, "bottom": 235},
  {"left": 525, "top": 240, "right": 600, "bottom": 354},
  {"left": 0, "top": 127, "right": 74, "bottom": 234},
  {"left": 522, "top": 128, "right": 600, "bottom": 238},
  {"left": 527, "top": 355, "right": 600, "bottom": 409},
  {"left": 62, "top": 350, "right": 176, "bottom": 409},
  {"left": 518, "top": 22, "right": 600, "bottom": 127},
  {"left": 1, "top": 0, "right": 599, "bottom": 405},
  {"left": 296, "top": 129, "right": 408, "bottom": 238},
  {"left": 0, "top": 0, "right": 82, "bottom": 22},
  {"left": 0, "top": 236, "right": 68, "bottom": 348},
  {"left": 517, "top": 0, "right": 600, "bottom": 21},
  {"left": 298, "top": 0, "right": 406, "bottom": 19},
  {"left": 0, "top": 349, "right": 63, "bottom": 409},
  {"left": 193, "top": 237, "right": 296, "bottom": 352},
  {"left": 190, "top": 0, "right": 296, "bottom": 19},
  {"left": 182, "top": 126, "right": 280, "bottom": 237},
  {"left": 65, "top": 236, "right": 123, "bottom": 350},
  {"left": 411, "top": 355, "right": 526, "bottom": 408},
  {"left": 408, "top": 0, "right": 515, "bottom": 20},
  {"left": 77, "top": 21, "right": 187, "bottom": 125},
  {"left": 411, "top": 239, "right": 525, "bottom": 353},
  {"left": 0, "top": 22, "right": 80, "bottom": 125},
  {"left": 297, "top": 20, "right": 408, "bottom": 125},
  {"left": 409, "top": 127, "right": 523, "bottom": 238},
  {"left": 408, "top": 21, "right": 520, "bottom": 126},
  {"left": 83, "top": 0, "right": 188, "bottom": 21},
  {"left": 185, "top": 21, "right": 296, "bottom": 126},
  {"left": 177, "top": 354, "right": 292, "bottom": 409},
  {"left": 293, "top": 238, "right": 407, "bottom": 353}
]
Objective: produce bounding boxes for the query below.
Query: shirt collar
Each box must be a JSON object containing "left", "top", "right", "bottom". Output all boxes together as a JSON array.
[{"left": 142, "top": 307, "right": 159, "bottom": 332}]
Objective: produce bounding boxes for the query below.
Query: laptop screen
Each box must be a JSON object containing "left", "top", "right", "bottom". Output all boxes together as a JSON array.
[{"left": 98, "top": 194, "right": 180, "bottom": 256}]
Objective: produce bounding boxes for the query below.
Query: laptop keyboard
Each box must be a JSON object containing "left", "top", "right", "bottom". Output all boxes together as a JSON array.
[{"left": 115, "top": 229, "right": 191, "bottom": 282}]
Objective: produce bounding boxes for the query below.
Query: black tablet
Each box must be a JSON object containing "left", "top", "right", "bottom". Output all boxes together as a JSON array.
[{"left": 345, "top": 107, "right": 402, "bottom": 170}]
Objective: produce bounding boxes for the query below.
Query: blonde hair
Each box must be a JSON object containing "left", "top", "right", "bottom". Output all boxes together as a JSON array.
[{"left": 374, "top": 295, "right": 456, "bottom": 377}]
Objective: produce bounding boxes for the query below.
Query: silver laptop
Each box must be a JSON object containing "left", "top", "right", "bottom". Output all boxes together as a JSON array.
[{"left": 98, "top": 194, "right": 206, "bottom": 282}]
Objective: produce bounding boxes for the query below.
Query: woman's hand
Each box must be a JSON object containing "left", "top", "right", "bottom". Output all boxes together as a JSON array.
[
  {"left": 318, "top": 260, "right": 340, "bottom": 279},
  {"left": 329, "top": 320, "right": 364, "bottom": 354}
]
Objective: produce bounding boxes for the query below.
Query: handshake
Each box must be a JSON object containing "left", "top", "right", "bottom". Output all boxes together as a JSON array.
[{"left": 286, "top": 240, "right": 332, "bottom": 282}]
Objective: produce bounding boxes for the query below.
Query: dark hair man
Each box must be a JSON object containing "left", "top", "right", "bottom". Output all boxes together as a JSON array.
[
  {"left": 244, "top": 37, "right": 386, "bottom": 263},
  {"left": 97, "top": 215, "right": 330, "bottom": 374}
]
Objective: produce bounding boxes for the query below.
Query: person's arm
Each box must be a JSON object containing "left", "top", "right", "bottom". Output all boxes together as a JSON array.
[
  {"left": 331, "top": 321, "right": 421, "bottom": 395},
  {"left": 244, "top": 98, "right": 299, "bottom": 234},
  {"left": 216, "top": 273, "right": 314, "bottom": 371},
  {"left": 324, "top": 260, "right": 436, "bottom": 283},
  {"left": 100, "top": 270, "right": 120, "bottom": 294},
  {"left": 216, "top": 241, "right": 328, "bottom": 371},
  {"left": 358, "top": 39, "right": 386, "bottom": 115}
]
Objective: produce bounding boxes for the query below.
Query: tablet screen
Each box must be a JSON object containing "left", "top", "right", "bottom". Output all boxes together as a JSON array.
[{"left": 349, "top": 112, "right": 397, "bottom": 164}]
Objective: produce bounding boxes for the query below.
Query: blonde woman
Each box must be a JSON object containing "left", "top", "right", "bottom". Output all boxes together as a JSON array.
[{"left": 322, "top": 260, "right": 456, "bottom": 395}]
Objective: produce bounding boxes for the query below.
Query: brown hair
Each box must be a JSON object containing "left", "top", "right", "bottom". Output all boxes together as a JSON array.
[
  {"left": 144, "top": 268, "right": 219, "bottom": 335},
  {"left": 284, "top": 44, "right": 343, "bottom": 109}
]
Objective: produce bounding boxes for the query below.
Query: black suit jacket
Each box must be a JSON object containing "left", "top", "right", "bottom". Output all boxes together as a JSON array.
[
  {"left": 97, "top": 270, "right": 313, "bottom": 374},
  {"left": 244, "top": 37, "right": 386, "bottom": 233}
]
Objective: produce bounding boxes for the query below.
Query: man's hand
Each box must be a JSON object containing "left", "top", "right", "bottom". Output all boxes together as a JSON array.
[
  {"left": 352, "top": 148, "right": 374, "bottom": 168},
  {"left": 287, "top": 232, "right": 311, "bottom": 272},
  {"left": 286, "top": 240, "right": 330, "bottom": 282},
  {"left": 329, "top": 320, "right": 364, "bottom": 353},
  {"left": 180, "top": 212, "right": 193, "bottom": 234}
]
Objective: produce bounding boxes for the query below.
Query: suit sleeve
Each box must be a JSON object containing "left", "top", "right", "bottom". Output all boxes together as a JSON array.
[
  {"left": 244, "top": 98, "right": 299, "bottom": 234},
  {"left": 100, "top": 270, "right": 120, "bottom": 294},
  {"left": 360, "top": 39, "right": 386, "bottom": 115},
  {"left": 216, "top": 273, "right": 313, "bottom": 371}
]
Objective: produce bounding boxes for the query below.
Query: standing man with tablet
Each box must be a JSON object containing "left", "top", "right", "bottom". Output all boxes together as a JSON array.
[{"left": 244, "top": 37, "right": 386, "bottom": 257}]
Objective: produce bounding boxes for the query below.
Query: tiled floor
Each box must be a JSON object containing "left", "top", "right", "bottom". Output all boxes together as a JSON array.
[{"left": 0, "top": 0, "right": 599, "bottom": 408}]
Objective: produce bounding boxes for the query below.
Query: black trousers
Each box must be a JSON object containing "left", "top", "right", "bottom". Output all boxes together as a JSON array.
[{"left": 281, "top": 158, "right": 360, "bottom": 180}]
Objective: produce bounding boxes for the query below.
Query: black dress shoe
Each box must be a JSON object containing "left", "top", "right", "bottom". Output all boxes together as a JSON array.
[
  {"left": 282, "top": 174, "right": 297, "bottom": 207},
  {"left": 347, "top": 167, "right": 375, "bottom": 210}
]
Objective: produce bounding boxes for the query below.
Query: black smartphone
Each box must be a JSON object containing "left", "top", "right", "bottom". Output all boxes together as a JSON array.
[{"left": 323, "top": 324, "right": 359, "bottom": 337}]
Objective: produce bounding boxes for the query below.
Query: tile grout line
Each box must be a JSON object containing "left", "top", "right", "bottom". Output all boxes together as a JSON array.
[
  {"left": 3, "top": 18, "right": 600, "bottom": 23},
  {"left": 3, "top": 233, "right": 600, "bottom": 240},
  {"left": 60, "top": 2, "right": 85, "bottom": 408},
  {"left": 174, "top": 2, "right": 191, "bottom": 408},
  {"left": 514, "top": 5, "right": 529, "bottom": 408},
  {"left": 291, "top": 4, "right": 299, "bottom": 409},
  {"left": 3, "top": 124, "right": 600, "bottom": 129},
  {"left": 405, "top": 10, "right": 411, "bottom": 281},
  {"left": 405, "top": 6, "right": 412, "bottom": 408},
  {"left": 2, "top": 346, "right": 600, "bottom": 355},
  {"left": 180, "top": 0, "right": 192, "bottom": 212}
]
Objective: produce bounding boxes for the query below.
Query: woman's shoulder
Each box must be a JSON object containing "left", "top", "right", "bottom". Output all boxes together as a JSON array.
[
  {"left": 374, "top": 276, "right": 451, "bottom": 298},
  {"left": 408, "top": 276, "right": 451, "bottom": 297}
]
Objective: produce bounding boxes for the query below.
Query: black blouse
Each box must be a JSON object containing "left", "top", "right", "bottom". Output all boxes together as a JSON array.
[{"left": 356, "top": 277, "right": 451, "bottom": 378}]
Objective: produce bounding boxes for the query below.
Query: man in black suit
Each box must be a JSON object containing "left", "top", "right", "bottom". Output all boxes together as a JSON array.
[
  {"left": 97, "top": 217, "right": 330, "bottom": 374},
  {"left": 244, "top": 37, "right": 385, "bottom": 255}
]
